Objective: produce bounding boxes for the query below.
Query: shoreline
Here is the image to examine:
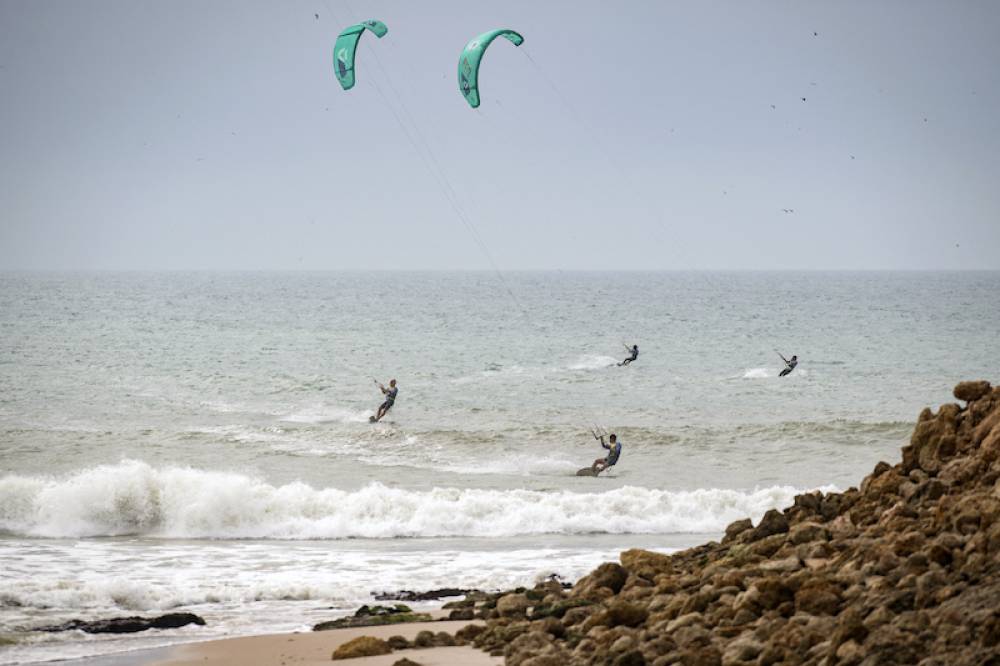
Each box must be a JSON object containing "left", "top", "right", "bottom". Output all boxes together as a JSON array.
[{"left": 150, "top": 619, "right": 499, "bottom": 666}]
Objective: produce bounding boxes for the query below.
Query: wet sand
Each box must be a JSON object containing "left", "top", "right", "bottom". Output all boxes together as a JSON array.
[{"left": 152, "top": 620, "right": 500, "bottom": 666}]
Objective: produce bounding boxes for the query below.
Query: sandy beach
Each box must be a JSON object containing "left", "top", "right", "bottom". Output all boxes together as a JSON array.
[{"left": 153, "top": 620, "right": 500, "bottom": 666}]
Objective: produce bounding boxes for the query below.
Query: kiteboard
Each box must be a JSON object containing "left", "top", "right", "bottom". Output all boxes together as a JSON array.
[
  {"left": 369, "top": 416, "right": 378, "bottom": 423},
  {"left": 576, "top": 467, "right": 600, "bottom": 477}
]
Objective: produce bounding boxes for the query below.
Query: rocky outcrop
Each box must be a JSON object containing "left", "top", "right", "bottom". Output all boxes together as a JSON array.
[
  {"left": 375, "top": 588, "right": 478, "bottom": 602},
  {"left": 471, "top": 381, "right": 1000, "bottom": 666},
  {"left": 313, "top": 604, "right": 433, "bottom": 631},
  {"left": 36, "top": 613, "right": 205, "bottom": 634}
]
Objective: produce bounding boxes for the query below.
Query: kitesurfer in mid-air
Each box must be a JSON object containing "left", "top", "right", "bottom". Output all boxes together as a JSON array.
[
  {"left": 777, "top": 353, "right": 798, "bottom": 377},
  {"left": 372, "top": 379, "right": 398, "bottom": 422},
  {"left": 591, "top": 430, "right": 622, "bottom": 474},
  {"left": 618, "top": 344, "right": 639, "bottom": 366}
]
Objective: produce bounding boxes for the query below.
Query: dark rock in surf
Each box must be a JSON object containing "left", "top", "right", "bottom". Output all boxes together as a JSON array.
[
  {"left": 36, "top": 612, "right": 205, "bottom": 634},
  {"left": 313, "top": 604, "right": 433, "bottom": 631},
  {"left": 374, "top": 588, "right": 477, "bottom": 602}
]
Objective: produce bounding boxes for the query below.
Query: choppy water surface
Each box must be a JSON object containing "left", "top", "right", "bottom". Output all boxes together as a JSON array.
[{"left": 1, "top": 271, "right": 998, "bottom": 663}]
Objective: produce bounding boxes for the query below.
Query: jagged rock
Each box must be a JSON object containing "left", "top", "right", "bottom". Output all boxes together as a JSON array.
[
  {"left": 789, "top": 521, "right": 829, "bottom": 544},
  {"left": 613, "top": 649, "right": 646, "bottom": 665},
  {"left": 35, "top": 613, "right": 205, "bottom": 634},
  {"left": 605, "top": 600, "right": 649, "bottom": 627},
  {"left": 505, "top": 630, "right": 569, "bottom": 666},
  {"left": 331, "top": 636, "right": 391, "bottom": 659},
  {"left": 497, "top": 593, "right": 531, "bottom": 617},
  {"left": 572, "top": 563, "right": 628, "bottom": 599},
  {"left": 750, "top": 510, "right": 789, "bottom": 541},
  {"left": 954, "top": 381, "right": 991, "bottom": 403},
  {"left": 723, "top": 518, "right": 753, "bottom": 542},
  {"left": 721, "top": 636, "right": 762, "bottom": 665},
  {"left": 759, "top": 556, "right": 801, "bottom": 573},
  {"left": 795, "top": 580, "right": 842, "bottom": 615},
  {"left": 620, "top": 549, "right": 674, "bottom": 579}
]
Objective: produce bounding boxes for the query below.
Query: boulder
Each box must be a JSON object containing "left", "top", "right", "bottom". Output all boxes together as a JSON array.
[
  {"left": 572, "top": 563, "right": 628, "bottom": 599},
  {"left": 721, "top": 636, "right": 763, "bottom": 665},
  {"left": 620, "top": 549, "right": 674, "bottom": 579},
  {"left": 448, "top": 607, "right": 475, "bottom": 621},
  {"left": 497, "top": 593, "right": 531, "bottom": 617},
  {"left": 750, "top": 510, "right": 789, "bottom": 541},
  {"left": 954, "top": 381, "right": 991, "bottom": 403},
  {"left": 605, "top": 600, "right": 649, "bottom": 627},
  {"left": 331, "top": 636, "right": 391, "bottom": 659},
  {"left": 789, "top": 521, "right": 829, "bottom": 545},
  {"left": 35, "top": 613, "right": 205, "bottom": 634},
  {"left": 795, "top": 581, "right": 842, "bottom": 615},
  {"left": 386, "top": 635, "right": 410, "bottom": 650},
  {"left": 455, "top": 623, "right": 486, "bottom": 642},
  {"left": 724, "top": 519, "right": 752, "bottom": 542}
]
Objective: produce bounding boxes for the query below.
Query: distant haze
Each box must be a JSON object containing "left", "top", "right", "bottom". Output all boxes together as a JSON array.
[{"left": 1, "top": 0, "right": 998, "bottom": 270}]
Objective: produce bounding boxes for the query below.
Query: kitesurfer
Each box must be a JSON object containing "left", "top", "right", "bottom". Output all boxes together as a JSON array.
[
  {"left": 591, "top": 432, "right": 622, "bottom": 474},
  {"left": 618, "top": 344, "right": 639, "bottom": 366},
  {"left": 373, "top": 379, "right": 398, "bottom": 422},
  {"left": 778, "top": 353, "right": 798, "bottom": 377}
]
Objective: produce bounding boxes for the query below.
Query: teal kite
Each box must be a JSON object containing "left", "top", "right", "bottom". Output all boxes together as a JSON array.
[
  {"left": 458, "top": 29, "right": 524, "bottom": 108},
  {"left": 333, "top": 19, "right": 388, "bottom": 91}
]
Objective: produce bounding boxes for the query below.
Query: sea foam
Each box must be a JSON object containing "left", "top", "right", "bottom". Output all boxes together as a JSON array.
[
  {"left": 0, "top": 461, "right": 812, "bottom": 540},
  {"left": 567, "top": 355, "right": 619, "bottom": 370}
]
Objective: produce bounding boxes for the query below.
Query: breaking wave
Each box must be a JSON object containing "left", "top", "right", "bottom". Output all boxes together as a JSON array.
[{"left": 0, "top": 461, "right": 816, "bottom": 540}]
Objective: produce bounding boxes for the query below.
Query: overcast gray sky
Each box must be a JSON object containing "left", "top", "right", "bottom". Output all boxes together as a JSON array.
[{"left": 1, "top": 0, "right": 998, "bottom": 270}]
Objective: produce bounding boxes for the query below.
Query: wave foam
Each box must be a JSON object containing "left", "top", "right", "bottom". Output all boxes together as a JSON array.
[
  {"left": 567, "top": 355, "right": 619, "bottom": 371},
  {"left": 0, "top": 461, "right": 813, "bottom": 540},
  {"left": 279, "top": 404, "right": 371, "bottom": 424},
  {"left": 741, "top": 367, "right": 773, "bottom": 379}
]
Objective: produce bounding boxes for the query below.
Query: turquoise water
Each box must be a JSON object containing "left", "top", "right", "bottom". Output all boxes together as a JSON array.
[{"left": 1, "top": 271, "right": 997, "bottom": 662}]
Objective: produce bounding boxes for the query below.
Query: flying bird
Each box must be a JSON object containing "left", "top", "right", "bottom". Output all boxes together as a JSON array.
[
  {"left": 314, "top": 13, "right": 319, "bottom": 19},
  {"left": 781, "top": 209, "right": 795, "bottom": 214}
]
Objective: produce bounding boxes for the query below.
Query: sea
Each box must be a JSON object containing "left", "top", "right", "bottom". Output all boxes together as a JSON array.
[{"left": 1, "top": 271, "right": 998, "bottom": 664}]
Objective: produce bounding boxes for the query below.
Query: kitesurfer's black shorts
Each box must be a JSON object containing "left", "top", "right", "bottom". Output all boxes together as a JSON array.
[{"left": 380, "top": 400, "right": 394, "bottom": 411}]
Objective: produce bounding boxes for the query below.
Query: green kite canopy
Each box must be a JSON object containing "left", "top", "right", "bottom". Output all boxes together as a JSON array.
[
  {"left": 333, "top": 19, "right": 388, "bottom": 91},
  {"left": 458, "top": 29, "right": 524, "bottom": 108}
]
